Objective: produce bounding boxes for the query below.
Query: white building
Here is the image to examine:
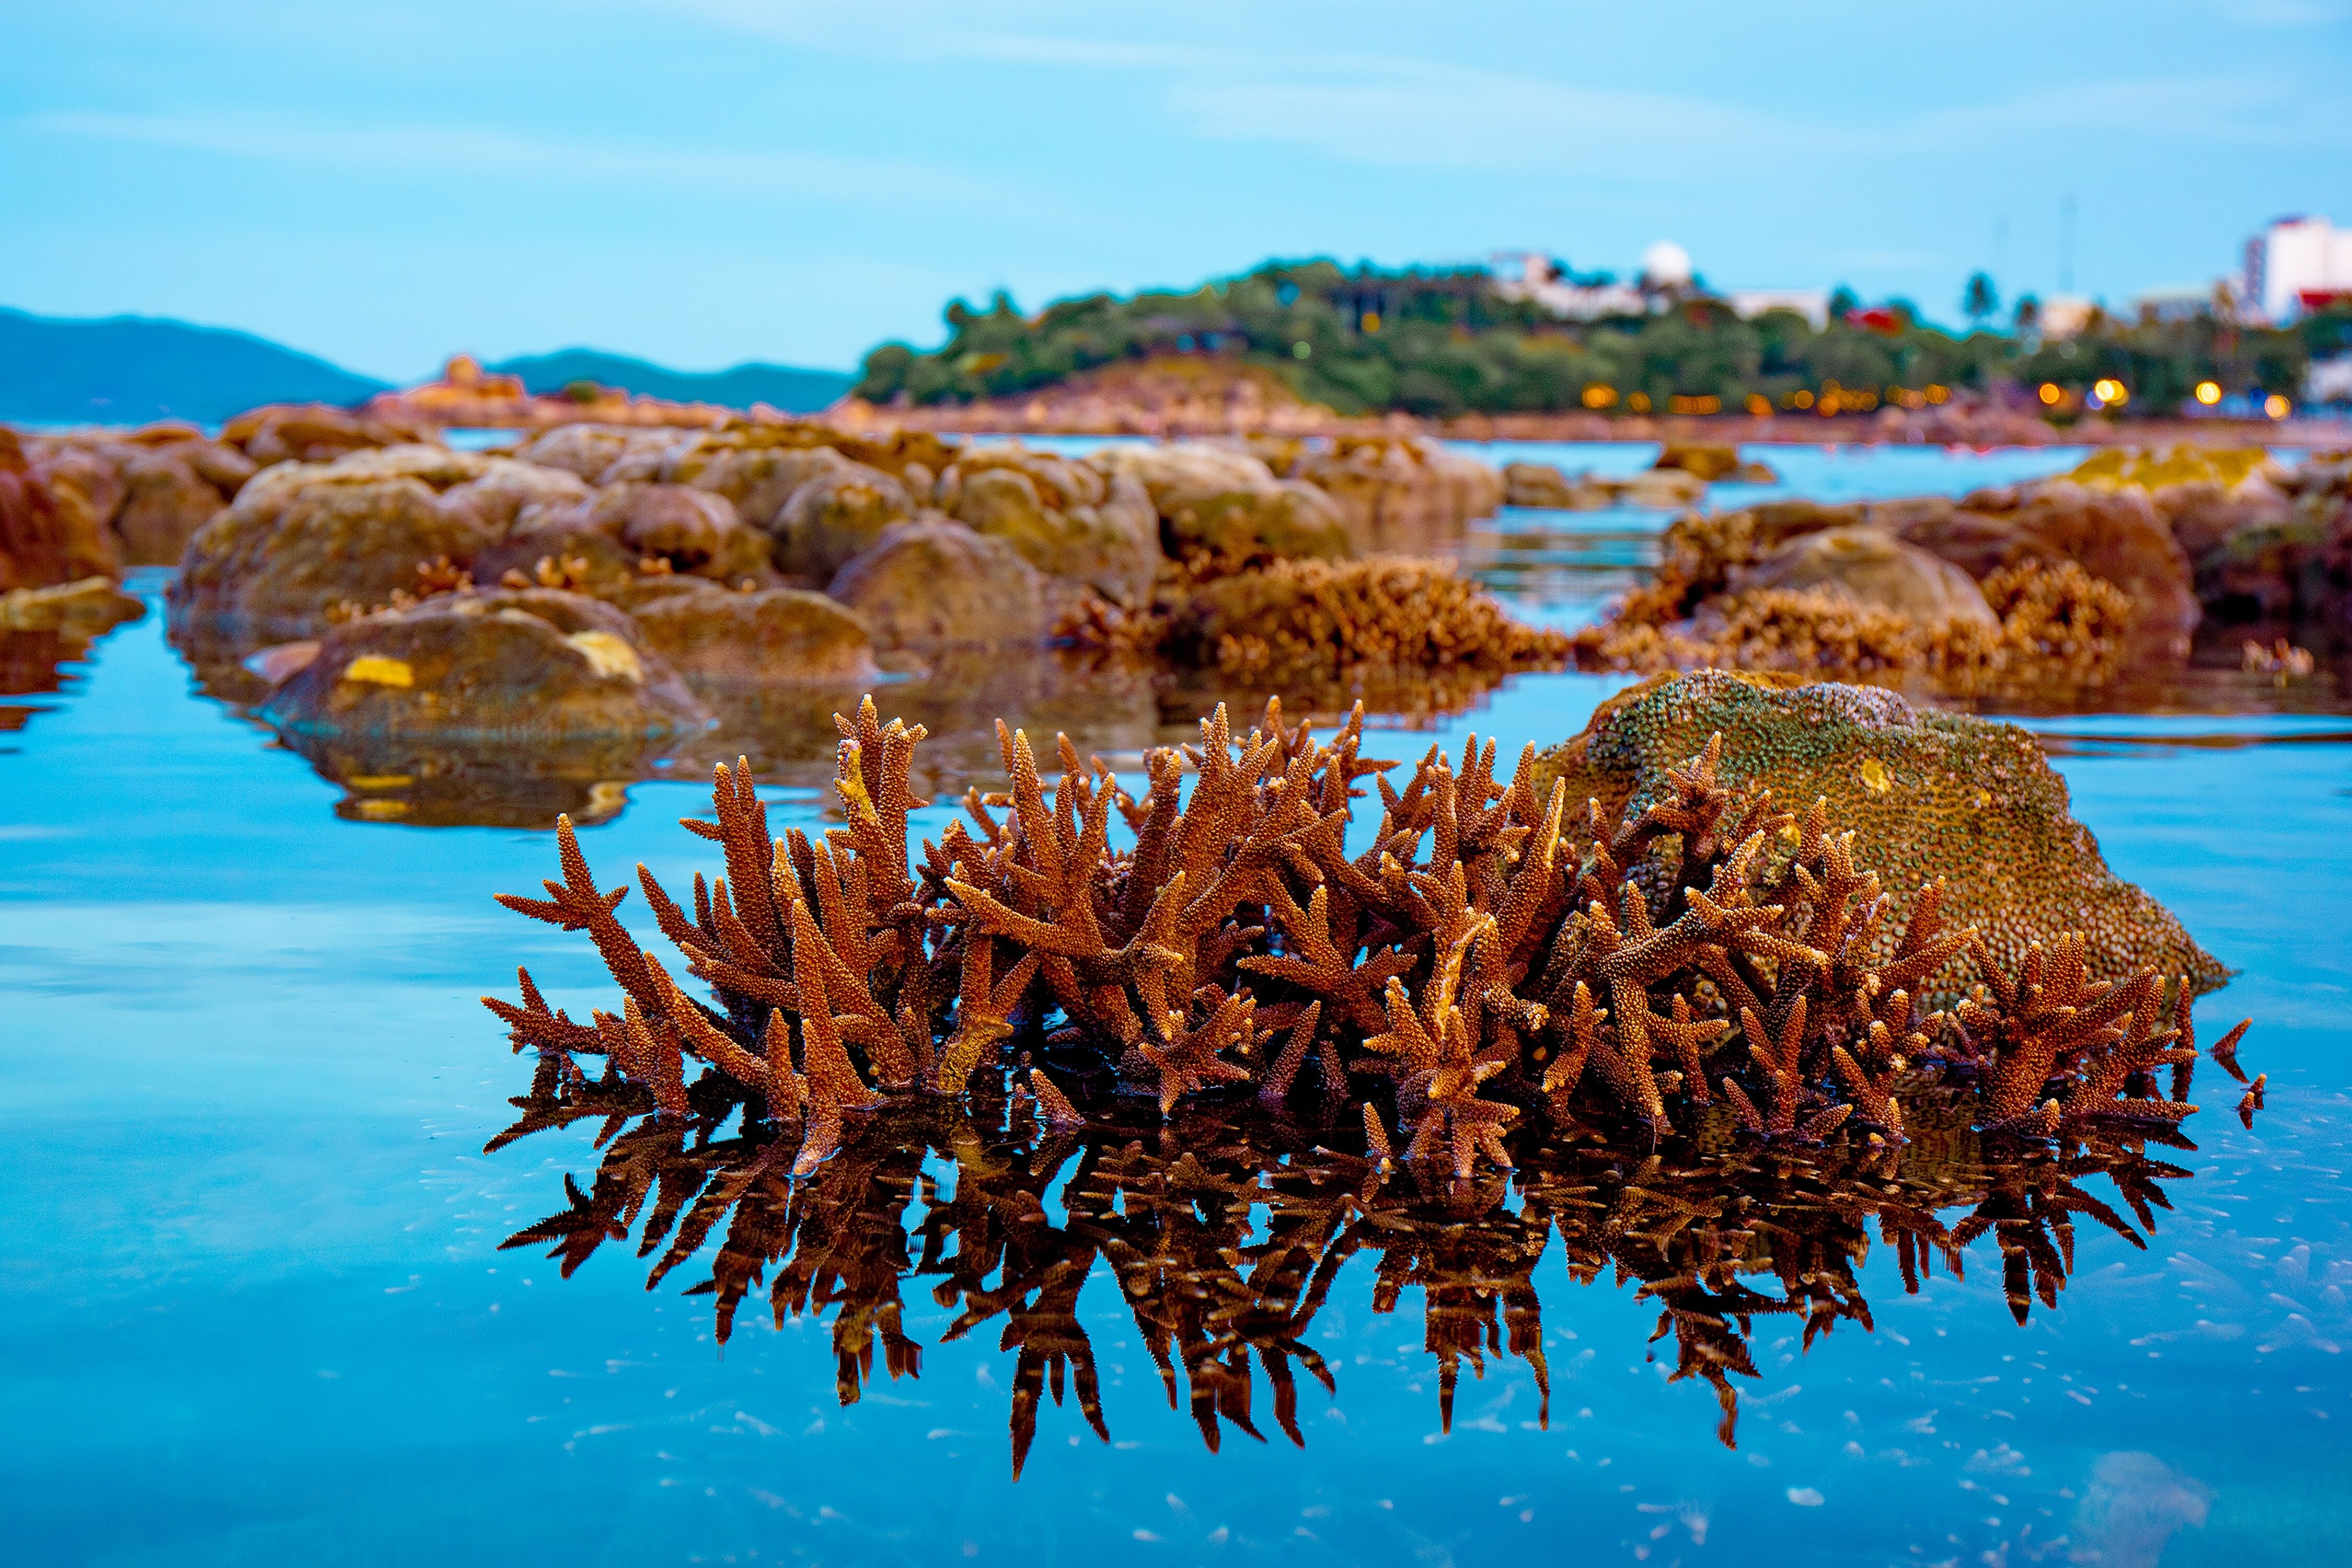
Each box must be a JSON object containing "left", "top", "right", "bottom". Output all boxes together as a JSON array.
[
  {"left": 2245, "top": 216, "right": 2352, "bottom": 322},
  {"left": 1489, "top": 252, "right": 1646, "bottom": 320},
  {"left": 1726, "top": 289, "right": 1831, "bottom": 327}
]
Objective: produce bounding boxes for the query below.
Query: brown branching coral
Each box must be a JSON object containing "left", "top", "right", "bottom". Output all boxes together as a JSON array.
[
  {"left": 490, "top": 1075, "right": 2208, "bottom": 1471},
  {"left": 1572, "top": 559, "right": 2134, "bottom": 693},
  {"left": 487, "top": 690, "right": 2253, "bottom": 1193}
]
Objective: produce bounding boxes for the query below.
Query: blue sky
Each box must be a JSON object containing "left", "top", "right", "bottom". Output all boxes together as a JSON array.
[{"left": 5, "top": 1, "right": 2348, "bottom": 379}]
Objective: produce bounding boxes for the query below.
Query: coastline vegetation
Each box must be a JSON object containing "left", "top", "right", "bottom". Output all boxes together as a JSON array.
[{"left": 851, "top": 259, "right": 2351, "bottom": 420}]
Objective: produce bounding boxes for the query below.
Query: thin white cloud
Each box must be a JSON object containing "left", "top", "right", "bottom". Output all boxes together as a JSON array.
[{"left": 27, "top": 109, "right": 1019, "bottom": 208}]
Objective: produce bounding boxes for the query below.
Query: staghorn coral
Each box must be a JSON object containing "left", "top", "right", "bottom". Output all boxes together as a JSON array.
[
  {"left": 491, "top": 1065, "right": 2210, "bottom": 1471},
  {"left": 488, "top": 687, "right": 2249, "bottom": 1197}
]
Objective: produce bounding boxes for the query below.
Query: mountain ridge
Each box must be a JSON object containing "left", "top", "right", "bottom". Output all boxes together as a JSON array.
[{"left": 0, "top": 307, "right": 852, "bottom": 425}]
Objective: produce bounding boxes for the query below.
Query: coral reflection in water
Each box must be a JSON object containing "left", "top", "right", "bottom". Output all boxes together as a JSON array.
[{"left": 491, "top": 1066, "right": 2196, "bottom": 1478}]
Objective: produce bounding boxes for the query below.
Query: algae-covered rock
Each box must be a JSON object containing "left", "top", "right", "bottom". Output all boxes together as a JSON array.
[
  {"left": 1728, "top": 527, "right": 1998, "bottom": 627},
  {"left": 1535, "top": 671, "right": 2228, "bottom": 994},
  {"left": 1287, "top": 435, "right": 1505, "bottom": 547},
  {"left": 627, "top": 580, "right": 878, "bottom": 684},
  {"left": 510, "top": 424, "right": 687, "bottom": 485},
  {"left": 1652, "top": 442, "right": 1743, "bottom": 482},
  {"left": 828, "top": 520, "right": 1046, "bottom": 649},
  {"left": 1908, "top": 481, "right": 2197, "bottom": 658},
  {"left": 774, "top": 462, "right": 916, "bottom": 581},
  {"left": 171, "top": 449, "right": 500, "bottom": 640},
  {"left": 946, "top": 457, "right": 1161, "bottom": 608},
  {"left": 1084, "top": 441, "right": 1353, "bottom": 567},
  {"left": 2, "top": 429, "right": 119, "bottom": 590},
  {"left": 1503, "top": 462, "right": 1586, "bottom": 509},
  {"left": 259, "top": 588, "right": 710, "bottom": 742},
  {"left": 0, "top": 576, "right": 145, "bottom": 635},
  {"left": 221, "top": 403, "right": 439, "bottom": 467},
  {"left": 440, "top": 459, "right": 592, "bottom": 537},
  {"left": 665, "top": 437, "right": 857, "bottom": 531}
]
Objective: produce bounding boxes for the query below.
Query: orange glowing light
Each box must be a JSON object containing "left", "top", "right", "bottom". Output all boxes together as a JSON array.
[
  {"left": 2038, "top": 383, "right": 2063, "bottom": 407},
  {"left": 2194, "top": 381, "right": 2222, "bottom": 406}
]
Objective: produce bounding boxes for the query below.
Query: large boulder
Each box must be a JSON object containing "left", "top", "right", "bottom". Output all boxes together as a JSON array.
[
  {"left": 257, "top": 589, "right": 710, "bottom": 742},
  {"left": 112, "top": 447, "right": 236, "bottom": 564},
  {"left": 944, "top": 453, "right": 1161, "bottom": 608},
  {"left": 1901, "top": 480, "right": 2197, "bottom": 659},
  {"left": 438, "top": 458, "right": 591, "bottom": 537},
  {"left": 220, "top": 403, "right": 439, "bottom": 467},
  {"left": 169, "top": 446, "right": 502, "bottom": 640},
  {"left": 580, "top": 482, "right": 771, "bottom": 582},
  {"left": 0, "top": 576, "right": 145, "bottom": 636},
  {"left": 1, "top": 429, "right": 120, "bottom": 590},
  {"left": 627, "top": 580, "right": 879, "bottom": 684},
  {"left": 1087, "top": 442, "right": 1352, "bottom": 567},
  {"left": 664, "top": 435, "right": 859, "bottom": 531},
  {"left": 827, "top": 520, "right": 1047, "bottom": 649},
  {"left": 773, "top": 462, "right": 916, "bottom": 582},
  {"left": 1503, "top": 461, "right": 1588, "bottom": 509},
  {"left": 509, "top": 424, "right": 688, "bottom": 485},
  {"left": 1728, "top": 526, "right": 1998, "bottom": 627},
  {"left": 1286, "top": 435, "right": 1506, "bottom": 548},
  {"left": 1535, "top": 671, "right": 2229, "bottom": 995}
]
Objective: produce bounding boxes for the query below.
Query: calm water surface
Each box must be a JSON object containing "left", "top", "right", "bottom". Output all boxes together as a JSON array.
[{"left": 3, "top": 447, "right": 2348, "bottom": 1566}]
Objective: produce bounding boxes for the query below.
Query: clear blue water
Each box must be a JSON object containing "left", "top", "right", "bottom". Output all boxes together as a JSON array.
[{"left": 4, "top": 446, "right": 2348, "bottom": 1565}]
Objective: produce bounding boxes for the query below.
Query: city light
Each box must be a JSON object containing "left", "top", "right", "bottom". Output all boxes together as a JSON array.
[
  {"left": 1746, "top": 394, "right": 1771, "bottom": 416},
  {"left": 2266, "top": 394, "right": 2291, "bottom": 419},
  {"left": 2194, "top": 380, "right": 2223, "bottom": 405},
  {"left": 1581, "top": 383, "right": 1617, "bottom": 409},
  {"left": 2037, "top": 382, "right": 2063, "bottom": 406}
]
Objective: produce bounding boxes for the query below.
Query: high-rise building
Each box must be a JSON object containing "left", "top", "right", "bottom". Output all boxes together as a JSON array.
[{"left": 2245, "top": 216, "right": 2352, "bottom": 322}]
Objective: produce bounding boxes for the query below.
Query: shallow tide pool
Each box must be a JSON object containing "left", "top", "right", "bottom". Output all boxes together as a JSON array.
[{"left": 3, "top": 445, "right": 2347, "bottom": 1566}]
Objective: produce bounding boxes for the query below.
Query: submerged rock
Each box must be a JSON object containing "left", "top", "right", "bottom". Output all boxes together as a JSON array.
[
  {"left": 1285, "top": 435, "right": 1505, "bottom": 548},
  {"left": 1503, "top": 461, "right": 1585, "bottom": 509},
  {"left": 259, "top": 588, "right": 711, "bottom": 742},
  {"left": 828, "top": 520, "right": 1047, "bottom": 649},
  {"left": 1536, "top": 671, "right": 2228, "bottom": 993},
  {"left": 0, "top": 575, "right": 145, "bottom": 635},
  {"left": 1727, "top": 526, "right": 1998, "bottom": 627},
  {"left": 627, "top": 579, "right": 879, "bottom": 683}
]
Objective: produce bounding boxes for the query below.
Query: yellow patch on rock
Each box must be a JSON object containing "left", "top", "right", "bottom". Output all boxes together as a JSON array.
[
  {"left": 342, "top": 655, "right": 414, "bottom": 688},
  {"left": 346, "top": 774, "right": 414, "bottom": 789},
  {"left": 564, "top": 631, "right": 643, "bottom": 683},
  {"left": 353, "top": 798, "right": 410, "bottom": 820},
  {"left": 1858, "top": 756, "right": 1892, "bottom": 794}
]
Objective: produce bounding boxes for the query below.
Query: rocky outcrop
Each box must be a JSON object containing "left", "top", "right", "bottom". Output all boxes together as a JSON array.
[
  {"left": 169, "top": 446, "right": 505, "bottom": 641},
  {"left": 627, "top": 580, "right": 879, "bottom": 684},
  {"left": 1087, "top": 442, "right": 1353, "bottom": 567},
  {"left": 1728, "top": 526, "right": 1998, "bottom": 627},
  {"left": 0, "top": 576, "right": 145, "bottom": 635},
  {"left": 1, "top": 429, "right": 119, "bottom": 590},
  {"left": 1899, "top": 482, "right": 2197, "bottom": 659},
  {"left": 15, "top": 424, "right": 263, "bottom": 568},
  {"left": 1498, "top": 459, "right": 1709, "bottom": 511},
  {"left": 220, "top": 403, "right": 439, "bottom": 467},
  {"left": 1535, "top": 671, "right": 2228, "bottom": 994},
  {"left": 508, "top": 423, "right": 688, "bottom": 485},
  {"left": 828, "top": 520, "right": 1047, "bottom": 649},
  {"left": 774, "top": 462, "right": 917, "bottom": 582},
  {"left": 663, "top": 434, "right": 859, "bottom": 531},
  {"left": 942, "top": 446, "right": 1161, "bottom": 607},
  {"left": 1653, "top": 442, "right": 1778, "bottom": 484},
  {"left": 257, "top": 589, "right": 710, "bottom": 742},
  {"left": 1283, "top": 435, "right": 1506, "bottom": 548}
]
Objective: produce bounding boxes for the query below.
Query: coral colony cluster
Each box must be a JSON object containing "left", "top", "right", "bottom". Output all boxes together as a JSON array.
[{"left": 484, "top": 693, "right": 2258, "bottom": 1465}]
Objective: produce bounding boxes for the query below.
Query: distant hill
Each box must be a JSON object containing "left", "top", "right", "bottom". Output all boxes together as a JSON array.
[
  {"left": 486, "top": 350, "right": 854, "bottom": 413},
  {"left": 0, "top": 307, "right": 389, "bottom": 425}
]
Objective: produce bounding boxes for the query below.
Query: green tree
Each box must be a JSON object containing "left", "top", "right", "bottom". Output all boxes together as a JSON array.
[{"left": 1963, "top": 272, "right": 1999, "bottom": 326}]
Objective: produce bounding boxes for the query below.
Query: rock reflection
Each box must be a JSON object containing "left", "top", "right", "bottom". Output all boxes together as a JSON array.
[{"left": 490, "top": 1064, "right": 2195, "bottom": 1475}]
